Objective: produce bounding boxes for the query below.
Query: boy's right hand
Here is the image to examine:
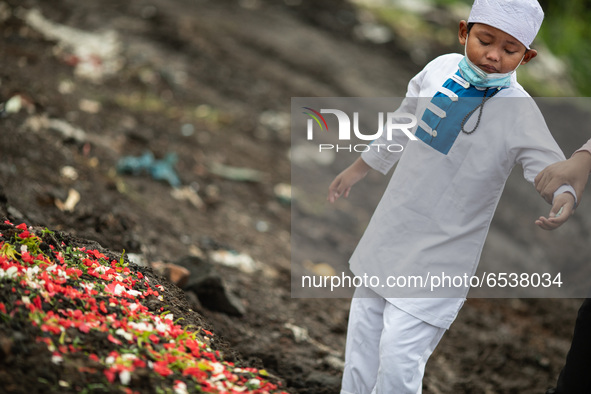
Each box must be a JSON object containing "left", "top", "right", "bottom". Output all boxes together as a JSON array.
[
  {"left": 327, "top": 158, "right": 372, "bottom": 203},
  {"left": 535, "top": 192, "right": 576, "bottom": 230}
]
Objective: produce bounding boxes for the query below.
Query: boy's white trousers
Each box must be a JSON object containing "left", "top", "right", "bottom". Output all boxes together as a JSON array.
[{"left": 340, "top": 286, "right": 446, "bottom": 394}]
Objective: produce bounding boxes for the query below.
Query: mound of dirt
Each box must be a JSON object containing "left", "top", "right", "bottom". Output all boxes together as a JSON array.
[{"left": 0, "top": 0, "right": 588, "bottom": 393}]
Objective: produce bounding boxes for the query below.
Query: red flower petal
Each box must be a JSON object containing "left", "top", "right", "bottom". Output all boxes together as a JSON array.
[
  {"left": 153, "top": 361, "right": 173, "bottom": 377},
  {"left": 33, "top": 296, "right": 42, "bottom": 311},
  {"left": 104, "top": 368, "right": 116, "bottom": 383},
  {"left": 18, "top": 231, "right": 31, "bottom": 239},
  {"left": 149, "top": 334, "right": 160, "bottom": 344},
  {"left": 107, "top": 334, "right": 122, "bottom": 345}
]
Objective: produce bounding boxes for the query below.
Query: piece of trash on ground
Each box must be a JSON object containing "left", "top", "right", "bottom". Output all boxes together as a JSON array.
[
  {"left": 60, "top": 166, "right": 79, "bottom": 181},
  {"left": 126, "top": 253, "right": 149, "bottom": 267},
  {"left": 302, "top": 260, "right": 336, "bottom": 276},
  {"left": 209, "top": 162, "right": 265, "bottom": 182},
  {"left": 284, "top": 322, "right": 309, "bottom": 343},
  {"left": 58, "top": 79, "right": 75, "bottom": 95},
  {"left": 180, "top": 123, "right": 195, "bottom": 137},
  {"left": 257, "top": 110, "right": 290, "bottom": 141},
  {"left": 22, "top": 8, "right": 123, "bottom": 82},
  {"left": 55, "top": 188, "right": 80, "bottom": 212},
  {"left": 0, "top": 94, "right": 35, "bottom": 116},
  {"left": 171, "top": 186, "right": 204, "bottom": 209},
  {"left": 79, "top": 99, "right": 102, "bottom": 114},
  {"left": 47, "top": 118, "right": 88, "bottom": 143},
  {"left": 284, "top": 322, "right": 343, "bottom": 360},
  {"left": 209, "top": 249, "right": 260, "bottom": 273},
  {"left": 273, "top": 183, "right": 291, "bottom": 205},
  {"left": 24, "top": 115, "right": 87, "bottom": 143},
  {"left": 255, "top": 220, "right": 269, "bottom": 232},
  {"left": 116, "top": 151, "right": 181, "bottom": 187},
  {"left": 324, "top": 355, "right": 345, "bottom": 371}
]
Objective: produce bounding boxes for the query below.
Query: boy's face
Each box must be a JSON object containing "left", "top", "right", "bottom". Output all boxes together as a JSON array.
[{"left": 458, "top": 21, "right": 537, "bottom": 74}]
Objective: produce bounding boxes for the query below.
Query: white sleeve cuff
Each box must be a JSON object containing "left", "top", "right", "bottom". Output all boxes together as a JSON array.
[{"left": 553, "top": 184, "right": 578, "bottom": 207}]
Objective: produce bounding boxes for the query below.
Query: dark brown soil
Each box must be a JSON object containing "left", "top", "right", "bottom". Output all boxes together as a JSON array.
[{"left": 0, "top": 0, "right": 589, "bottom": 393}]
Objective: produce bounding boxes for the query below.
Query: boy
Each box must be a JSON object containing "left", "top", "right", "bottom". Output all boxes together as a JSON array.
[{"left": 328, "top": 1, "right": 576, "bottom": 393}]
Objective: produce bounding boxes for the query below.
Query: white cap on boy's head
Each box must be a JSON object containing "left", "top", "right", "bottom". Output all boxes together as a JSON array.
[{"left": 468, "top": 0, "right": 544, "bottom": 49}]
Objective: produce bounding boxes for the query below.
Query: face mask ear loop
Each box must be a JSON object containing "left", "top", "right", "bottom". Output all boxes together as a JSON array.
[
  {"left": 463, "top": 34, "right": 487, "bottom": 79},
  {"left": 464, "top": 33, "right": 469, "bottom": 56},
  {"left": 464, "top": 34, "right": 469, "bottom": 61},
  {"left": 512, "top": 52, "right": 527, "bottom": 74}
]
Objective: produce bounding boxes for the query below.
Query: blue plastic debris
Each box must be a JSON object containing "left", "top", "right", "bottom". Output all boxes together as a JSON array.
[
  {"left": 116, "top": 151, "right": 154, "bottom": 175},
  {"left": 116, "top": 151, "right": 181, "bottom": 187}
]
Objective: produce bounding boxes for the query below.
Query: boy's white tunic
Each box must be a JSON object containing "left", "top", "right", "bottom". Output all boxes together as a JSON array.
[{"left": 349, "top": 53, "right": 566, "bottom": 329}]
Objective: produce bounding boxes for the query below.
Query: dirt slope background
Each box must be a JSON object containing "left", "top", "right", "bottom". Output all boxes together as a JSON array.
[{"left": 1, "top": 0, "right": 590, "bottom": 393}]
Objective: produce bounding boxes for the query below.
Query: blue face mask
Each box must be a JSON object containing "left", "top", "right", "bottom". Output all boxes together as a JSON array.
[{"left": 458, "top": 34, "right": 523, "bottom": 88}]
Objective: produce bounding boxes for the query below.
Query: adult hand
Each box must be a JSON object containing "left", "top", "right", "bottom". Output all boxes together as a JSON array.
[{"left": 535, "top": 151, "right": 591, "bottom": 204}]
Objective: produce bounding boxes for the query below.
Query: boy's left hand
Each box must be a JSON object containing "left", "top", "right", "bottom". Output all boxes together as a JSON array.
[{"left": 535, "top": 192, "right": 576, "bottom": 230}]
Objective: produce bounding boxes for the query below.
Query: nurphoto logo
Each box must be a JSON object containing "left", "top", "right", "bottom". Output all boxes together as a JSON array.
[{"left": 303, "top": 106, "right": 418, "bottom": 153}]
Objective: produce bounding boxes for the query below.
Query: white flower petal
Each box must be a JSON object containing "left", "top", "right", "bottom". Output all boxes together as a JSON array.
[{"left": 119, "top": 370, "right": 131, "bottom": 385}]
